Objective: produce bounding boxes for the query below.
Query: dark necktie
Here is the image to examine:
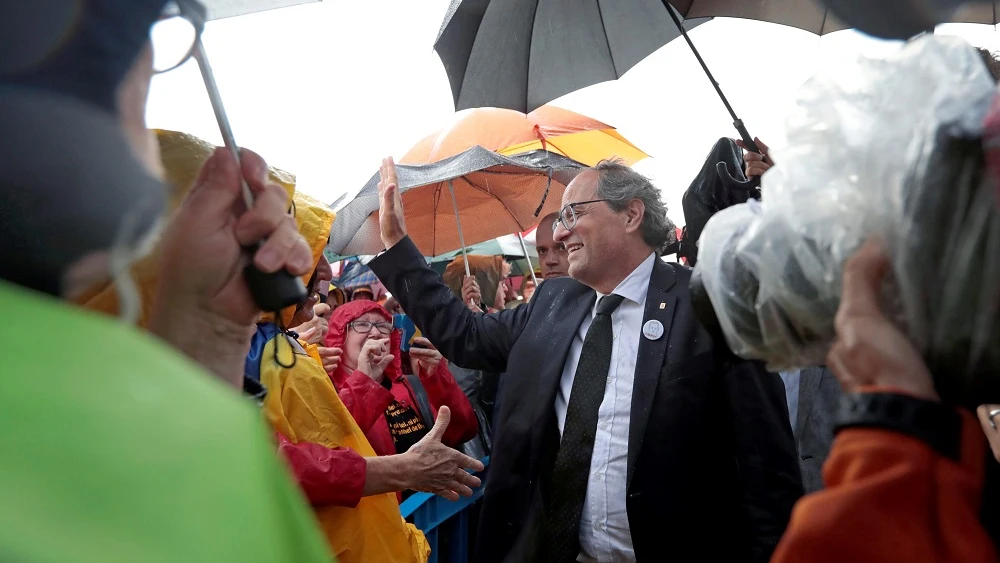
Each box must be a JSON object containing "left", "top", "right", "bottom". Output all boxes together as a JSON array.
[{"left": 544, "top": 293, "right": 626, "bottom": 563}]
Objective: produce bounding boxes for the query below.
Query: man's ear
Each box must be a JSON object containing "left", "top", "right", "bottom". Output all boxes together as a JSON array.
[{"left": 624, "top": 199, "right": 645, "bottom": 235}]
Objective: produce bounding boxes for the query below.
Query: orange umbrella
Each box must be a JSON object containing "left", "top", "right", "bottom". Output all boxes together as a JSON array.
[{"left": 401, "top": 105, "right": 648, "bottom": 167}]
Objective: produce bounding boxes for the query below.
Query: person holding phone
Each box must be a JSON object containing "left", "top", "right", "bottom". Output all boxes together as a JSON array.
[{"left": 324, "top": 301, "right": 479, "bottom": 469}]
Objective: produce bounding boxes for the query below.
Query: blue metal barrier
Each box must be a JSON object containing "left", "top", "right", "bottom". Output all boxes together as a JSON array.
[{"left": 400, "top": 456, "right": 490, "bottom": 563}]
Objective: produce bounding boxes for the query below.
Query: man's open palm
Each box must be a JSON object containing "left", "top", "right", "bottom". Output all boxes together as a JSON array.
[{"left": 378, "top": 157, "right": 407, "bottom": 249}]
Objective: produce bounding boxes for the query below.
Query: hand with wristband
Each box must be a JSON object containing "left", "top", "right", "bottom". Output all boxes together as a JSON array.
[{"left": 772, "top": 240, "right": 997, "bottom": 563}]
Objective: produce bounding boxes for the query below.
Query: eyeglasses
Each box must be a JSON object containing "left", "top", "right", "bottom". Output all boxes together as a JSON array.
[
  {"left": 348, "top": 320, "right": 394, "bottom": 335},
  {"left": 553, "top": 199, "right": 612, "bottom": 232}
]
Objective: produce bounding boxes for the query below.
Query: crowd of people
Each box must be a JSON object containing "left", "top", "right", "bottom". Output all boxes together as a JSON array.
[{"left": 3, "top": 1, "right": 1000, "bottom": 562}]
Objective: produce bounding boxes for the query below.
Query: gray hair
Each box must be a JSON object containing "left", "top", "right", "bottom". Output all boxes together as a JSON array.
[{"left": 593, "top": 159, "right": 677, "bottom": 253}]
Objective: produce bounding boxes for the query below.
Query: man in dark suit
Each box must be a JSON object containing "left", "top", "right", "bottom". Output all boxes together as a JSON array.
[
  {"left": 780, "top": 367, "right": 842, "bottom": 493},
  {"left": 369, "top": 157, "right": 802, "bottom": 563}
]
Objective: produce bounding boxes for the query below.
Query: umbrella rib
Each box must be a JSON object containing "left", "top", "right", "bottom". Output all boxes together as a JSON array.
[
  {"left": 544, "top": 137, "right": 570, "bottom": 158},
  {"left": 461, "top": 174, "right": 531, "bottom": 232},
  {"left": 432, "top": 184, "right": 441, "bottom": 256},
  {"left": 596, "top": 1, "right": 620, "bottom": 77}
]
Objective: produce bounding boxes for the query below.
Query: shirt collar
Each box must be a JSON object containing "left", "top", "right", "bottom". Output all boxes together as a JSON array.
[{"left": 596, "top": 252, "right": 656, "bottom": 308}]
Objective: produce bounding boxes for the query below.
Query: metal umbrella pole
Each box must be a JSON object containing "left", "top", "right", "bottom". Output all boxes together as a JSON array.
[
  {"left": 446, "top": 178, "right": 479, "bottom": 308},
  {"left": 191, "top": 39, "right": 307, "bottom": 311},
  {"left": 516, "top": 233, "right": 539, "bottom": 287},
  {"left": 659, "top": 1, "right": 761, "bottom": 155}
]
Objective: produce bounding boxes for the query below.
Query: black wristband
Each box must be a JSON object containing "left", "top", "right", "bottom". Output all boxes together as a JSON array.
[{"left": 834, "top": 392, "right": 962, "bottom": 461}]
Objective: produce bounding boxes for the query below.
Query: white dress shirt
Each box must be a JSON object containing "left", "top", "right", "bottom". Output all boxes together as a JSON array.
[
  {"left": 779, "top": 369, "right": 801, "bottom": 438},
  {"left": 555, "top": 252, "right": 656, "bottom": 563}
]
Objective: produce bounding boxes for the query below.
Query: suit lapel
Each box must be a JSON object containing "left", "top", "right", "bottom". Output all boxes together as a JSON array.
[
  {"left": 627, "top": 259, "right": 677, "bottom": 486},
  {"left": 796, "top": 367, "right": 823, "bottom": 438},
  {"left": 529, "top": 288, "right": 597, "bottom": 460}
]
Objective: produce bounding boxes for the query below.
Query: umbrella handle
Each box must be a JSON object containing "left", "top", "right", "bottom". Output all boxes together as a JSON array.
[
  {"left": 733, "top": 119, "right": 760, "bottom": 154},
  {"left": 193, "top": 41, "right": 306, "bottom": 312},
  {"left": 719, "top": 123, "right": 763, "bottom": 193},
  {"left": 716, "top": 161, "right": 760, "bottom": 190},
  {"left": 516, "top": 233, "right": 539, "bottom": 287}
]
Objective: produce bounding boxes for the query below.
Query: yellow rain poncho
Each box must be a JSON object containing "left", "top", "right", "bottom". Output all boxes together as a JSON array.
[{"left": 255, "top": 193, "right": 430, "bottom": 563}]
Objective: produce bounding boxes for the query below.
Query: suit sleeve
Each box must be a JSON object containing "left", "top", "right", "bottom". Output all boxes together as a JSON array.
[
  {"left": 772, "top": 409, "right": 996, "bottom": 563},
  {"left": 420, "top": 362, "right": 480, "bottom": 447},
  {"left": 723, "top": 360, "right": 804, "bottom": 563},
  {"left": 369, "top": 236, "right": 532, "bottom": 372},
  {"left": 334, "top": 369, "right": 394, "bottom": 433},
  {"left": 276, "top": 432, "right": 367, "bottom": 508}
]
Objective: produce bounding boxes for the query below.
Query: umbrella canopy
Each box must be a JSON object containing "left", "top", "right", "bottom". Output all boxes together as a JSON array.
[
  {"left": 402, "top": 105, "right": 648, "bottom": 166},
  {"left": 202, "top": 0, "right": 321, "bottom": 20},
  {"left": 328, "top": 146, "right": 584, "bottom": 257},
  {"left": 430, "top": 233, "right": 538, "bottom": 262},
  {"left": 817, "top": 0, "right": 999, "bottom": 39},
  {"left": 673, "top": 0, "right": 847, "bottom": 35},
  {"left": 435, "top": 0, "right": 709, "bottom": 112},
  {"left": 673, "top": 0, "right": 1000, "bottom": 36},
  {"left": 332, "top": 257, "right": 386, "bottom": 296}
]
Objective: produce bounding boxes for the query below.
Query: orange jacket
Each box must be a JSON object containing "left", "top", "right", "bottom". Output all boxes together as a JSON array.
[{"left": 773, "top": 393, "right": 997, "bottom": 563}]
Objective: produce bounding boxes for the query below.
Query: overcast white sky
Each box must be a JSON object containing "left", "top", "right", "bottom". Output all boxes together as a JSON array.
[{"left": 146, "top": 0, "right": 1000, "bottom": 228}]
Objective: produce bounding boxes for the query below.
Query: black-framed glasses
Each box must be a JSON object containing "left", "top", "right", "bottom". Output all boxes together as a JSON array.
[
  {"left": 348, "top": 320, "right": 394, "bottom": 335},
  {"left": 151, "top": 0, "right": 206, "bottom": 74},
  {"left": 554, "top": 199, "right": 612, "bottom": 232}
]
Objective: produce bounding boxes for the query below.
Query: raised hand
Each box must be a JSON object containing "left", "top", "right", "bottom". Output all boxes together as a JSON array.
[
  {"left": 318, "top": 346, "right": 343, "bottom": 374},
  {"left": 357, "top": 337, "right": 393, "bottom": 382},
  {"left": 408, "top": 337, "right": 444, "bottom": 374},
  {"left": 377, "top": 157, "right": 407, "bottom": 249},
  {"left": 462, "top": 275, "right": 482, "bottom": 312},
  {"left": 403, "top": 406, "right": 486, "bottom": 500},
  {"left": 150, "top": 148, "right": 312, "bottom": 387}
]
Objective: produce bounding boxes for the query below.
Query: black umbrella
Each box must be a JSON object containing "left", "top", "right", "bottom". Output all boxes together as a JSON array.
[
  {"left": 436, "top": 0, "right": 999, "bottom": 162},
  {"left": 818, "top": 0, "right": 999, "bottom": 39},
  {"left": 435, "top": 0, "right": 710, "bottom": 114}
]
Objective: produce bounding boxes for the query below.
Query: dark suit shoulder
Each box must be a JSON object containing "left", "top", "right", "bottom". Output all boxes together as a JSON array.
[{"left": 532, "top": 276, "right": 592, "bottom": 301}]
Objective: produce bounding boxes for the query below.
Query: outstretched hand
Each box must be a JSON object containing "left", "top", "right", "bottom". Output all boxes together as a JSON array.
[
  {"left": 378, "top": 157, "right": 407, "bottom": 249},
  {"left": 405, "top": 406, "right": 485, "bottom": 501}
]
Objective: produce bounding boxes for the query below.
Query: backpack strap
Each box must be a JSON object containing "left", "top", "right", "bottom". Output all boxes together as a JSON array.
[{"left": 405, "top": 373, "right": 436, "bottom": 427}]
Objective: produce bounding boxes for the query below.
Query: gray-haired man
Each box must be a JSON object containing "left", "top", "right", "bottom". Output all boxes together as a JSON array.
[{"left": 371, "top": 157, "right": 802, "bottom": 563}]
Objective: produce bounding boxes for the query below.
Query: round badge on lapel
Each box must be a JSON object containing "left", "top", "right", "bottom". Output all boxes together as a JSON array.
[{"left": 642, "top": 319, "right": 664, "bottom": 340}]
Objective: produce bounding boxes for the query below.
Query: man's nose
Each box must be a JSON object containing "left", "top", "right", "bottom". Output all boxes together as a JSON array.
[{"left": 553, "top": 222, "right": 570, "bottom": 243}]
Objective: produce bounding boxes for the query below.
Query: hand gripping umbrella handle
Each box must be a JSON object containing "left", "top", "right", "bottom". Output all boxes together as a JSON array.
[
  {"left": 733, "top": 119, "right": 760, "bottom": 154},
  {"left": 193, "top": 40, "right": 307, "bottom": 312}
]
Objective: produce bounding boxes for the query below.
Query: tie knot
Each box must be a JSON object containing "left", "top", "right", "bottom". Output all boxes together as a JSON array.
[{"left": 596, "top": 294, "right": 625, "bottom": 316}]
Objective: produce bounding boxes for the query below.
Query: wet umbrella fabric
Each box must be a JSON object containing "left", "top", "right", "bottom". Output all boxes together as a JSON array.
[
  {"left": 327, "top": 146, "right": 584, "bottom": 258},
  {"left": 435, "top": 0, "right": 709, "bottom": 113}
]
